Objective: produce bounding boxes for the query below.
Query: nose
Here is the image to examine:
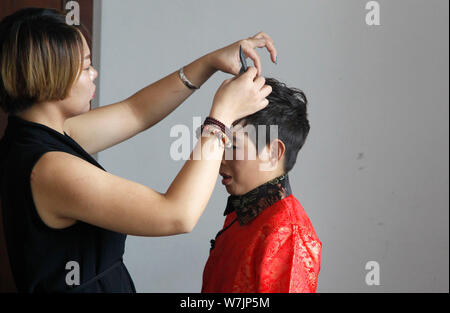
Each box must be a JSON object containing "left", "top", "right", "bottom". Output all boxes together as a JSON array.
[
  {"left": 93, "top": 67, "right": 98, "bottom": 80},
  {"left": 221, "top": 151, "right": 226, "bottom": 165},
  {"left": 90, "top": 66, "right": 98, "bottom": 81}
]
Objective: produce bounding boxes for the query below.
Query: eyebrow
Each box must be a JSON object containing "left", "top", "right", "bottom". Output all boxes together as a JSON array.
[{"left": 84, "top": 54, "right": 91, "bottom": 60}]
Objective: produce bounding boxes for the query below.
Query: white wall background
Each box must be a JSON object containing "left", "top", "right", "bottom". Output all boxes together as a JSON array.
[{"left": 93, "top": 0, "right": 449, "bottom": 292}]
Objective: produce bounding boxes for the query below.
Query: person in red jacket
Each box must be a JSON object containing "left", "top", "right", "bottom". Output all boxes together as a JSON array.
[{"left": 202, "top": 78, "right": 322, "bottom": 293}]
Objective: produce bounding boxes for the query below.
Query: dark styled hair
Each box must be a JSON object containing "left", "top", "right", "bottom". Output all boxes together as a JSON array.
[
  {"left": 0, "top": 8, "right": 89, "bottom": 115},
  {"left": 233, "top": 77, "right": 310, "bottom": 173}
]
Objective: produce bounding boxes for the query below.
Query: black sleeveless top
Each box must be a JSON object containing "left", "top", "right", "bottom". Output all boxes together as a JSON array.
[{"left": 0, "top": 115, "right": 136, "bottom": 293}]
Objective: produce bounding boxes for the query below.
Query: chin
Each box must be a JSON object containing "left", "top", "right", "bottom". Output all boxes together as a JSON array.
[
  {"left": 225, "top": 185, "right": 233, "bottom": 194},
  {"left": 225, "top": 185, "right": 238, "bottom": 196},
  {"left": 226, "top": 186, "right": 246, "bottom": 197},
  {"left": 84, "top": 101, "right": 91, "bottom": 112}
]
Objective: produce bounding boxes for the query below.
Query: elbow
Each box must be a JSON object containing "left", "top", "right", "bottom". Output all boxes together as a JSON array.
[
  {"left": 182, "top": 224, "right": 194, "bottom": 234},
  {"left": 180, "top": 219, "right": 195, "bottom": 234},
  {"left": 176, "top": 215, "right": 197, "bottom": 234},
  {"left": 164, "top": 195, "right": 199, "bottom": 234},
  {"left": 171, "top": 216, "right": 193, "bottom": 234}
]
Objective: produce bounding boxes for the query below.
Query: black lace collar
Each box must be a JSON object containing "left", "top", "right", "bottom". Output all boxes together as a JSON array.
[{"left": 223, "top": 174, "right": 292, "bottom": 225}]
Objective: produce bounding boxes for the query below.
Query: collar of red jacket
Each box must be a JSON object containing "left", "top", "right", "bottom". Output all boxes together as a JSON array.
[{"left": 223, "top": 174, "right": 292, "bottom": 225}]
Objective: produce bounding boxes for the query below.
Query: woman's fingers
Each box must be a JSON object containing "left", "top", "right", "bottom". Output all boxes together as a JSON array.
[
  {"left": 265, "top": 41, "right": 278, "bottom": 63},
  {"left": 241, "top": 33, "right": 278, "bottom": 76},
  {"left": 254, "top": 76, "right": 266, "bottom": 90},
  {"left": 260, "top": 84, "right": 273, "bottom": 98},
  {"left": 242, "top": 46, "right": 262, "bottom": 76},
  {"left": 252, "top": 31, "right": 274, "bottom": 44},
  {"left": 260, "top": 98, "right": 269, "bottom": 109},
  {"left": 250, "top": 32, "right": 278, "bottom": 63},
  {"left": 242, "top": 66, "right": 258, "bottom": 80}
]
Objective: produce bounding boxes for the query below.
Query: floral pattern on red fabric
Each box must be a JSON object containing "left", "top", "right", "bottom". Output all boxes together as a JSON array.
[{"left": 202, "top": 194, "right": 322, "bottom": 293}]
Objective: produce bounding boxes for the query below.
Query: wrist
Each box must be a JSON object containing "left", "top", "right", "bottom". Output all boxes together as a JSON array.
[
  {"left": 208, "top": 109, "right": 233, "bottom": 128},
  {"left": 204, "top": 52, "right": 219, "bottom": 74},
  {"left": 180, "top": 54, "right": 217, "bottom": 91},
  {"left": 198, "top": 124, "right": 232, "bottom": 149}
]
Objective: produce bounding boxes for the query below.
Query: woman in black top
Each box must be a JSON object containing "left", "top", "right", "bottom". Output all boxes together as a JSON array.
[{"left": 0, "top": 8, "right": 276, "bottom": 292}]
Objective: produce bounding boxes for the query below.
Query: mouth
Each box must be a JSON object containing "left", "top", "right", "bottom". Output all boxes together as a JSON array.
[{"left": 220, "top": 172, "right": 232, "bottom": 186}]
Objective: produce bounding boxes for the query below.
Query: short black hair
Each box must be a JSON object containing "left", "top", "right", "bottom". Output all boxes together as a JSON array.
[{"left": 233, "top": 77, "right": 310, "bottom": 173}]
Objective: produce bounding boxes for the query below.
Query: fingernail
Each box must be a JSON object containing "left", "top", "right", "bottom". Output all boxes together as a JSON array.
[{"left": 274, "top": 56, "right": 278, "bottom": 65}]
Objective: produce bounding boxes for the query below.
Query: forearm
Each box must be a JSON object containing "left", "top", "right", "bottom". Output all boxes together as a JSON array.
[
  {"left": 164, "top": 134, "right": 224, "bottom": 232},
  {"left": 126, "top": 53, "right": 217, "bottom": 132}
]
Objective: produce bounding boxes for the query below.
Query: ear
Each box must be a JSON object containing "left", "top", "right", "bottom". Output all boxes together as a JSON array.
[{"left": 269, "top": 139, "right": 285, "bottom": 164}]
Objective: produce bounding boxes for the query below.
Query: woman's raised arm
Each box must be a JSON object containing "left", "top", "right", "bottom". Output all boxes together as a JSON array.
[
  {"left": 32, "top": 67, "right": 272, "bottom": 236},
  {"left": 63, "top": 32, "right": 277, "bottom": 155}
]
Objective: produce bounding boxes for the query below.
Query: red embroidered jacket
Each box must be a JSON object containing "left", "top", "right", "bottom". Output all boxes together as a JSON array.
[{"left": 202, "top": 194, "right": 322, "bottom": 293}]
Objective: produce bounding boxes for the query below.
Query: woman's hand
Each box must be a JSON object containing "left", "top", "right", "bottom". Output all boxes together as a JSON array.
[
  {"left": 209, "top": 67, "right": 272, "bottom": 127},
  {"left": 207, "top": 32, "right": 277, "bottom": 77}
]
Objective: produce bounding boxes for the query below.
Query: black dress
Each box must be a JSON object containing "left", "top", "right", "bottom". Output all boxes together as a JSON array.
[{"left": 0, "top": 115, "right": 136, "bottom": 293}]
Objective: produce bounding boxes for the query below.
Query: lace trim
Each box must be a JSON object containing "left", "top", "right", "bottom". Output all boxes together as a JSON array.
[{"left": 223, "top": 174, "right": 292, "bottom": 225}]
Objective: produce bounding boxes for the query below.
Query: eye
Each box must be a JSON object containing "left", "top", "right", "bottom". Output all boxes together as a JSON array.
[{"left": 84, "top": 65, "right": 91, "bottom": 71}]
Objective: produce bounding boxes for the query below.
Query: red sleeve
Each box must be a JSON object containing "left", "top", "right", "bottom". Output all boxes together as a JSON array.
[{"left": 254, "top": 224, "right": 322, "bottom": 293}]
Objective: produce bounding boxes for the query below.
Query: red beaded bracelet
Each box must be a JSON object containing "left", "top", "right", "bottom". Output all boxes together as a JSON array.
[
  {"left": 197, "top": 124, "right": 232, "bottom": 149},
  {"left": 204, "top": 117, "right": 232, "bottom": 142}
]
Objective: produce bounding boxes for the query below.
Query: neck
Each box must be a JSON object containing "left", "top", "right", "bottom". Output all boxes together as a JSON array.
[
  {"left": 224, "top": 173, "right": 292, "bottom": 225},
  {"left": 239, "top": 169, "right": 285, "bottom": 196},
  {"left": 16, "top": 102, "right": 67, "bottom": 136},
  {"left": 263, "top": 170, "right": 286, "bottom": 186}
]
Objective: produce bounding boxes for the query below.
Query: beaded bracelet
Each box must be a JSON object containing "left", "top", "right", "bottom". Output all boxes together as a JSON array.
[
  {"left": 204, "top": 117, "right": 232, "bottom": 143},
  {"left": 196, "top": 124, "right": 232, "bottom": 149},
  {"left": 204, "top": 124, "right": 232, "bottom": 149}
]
